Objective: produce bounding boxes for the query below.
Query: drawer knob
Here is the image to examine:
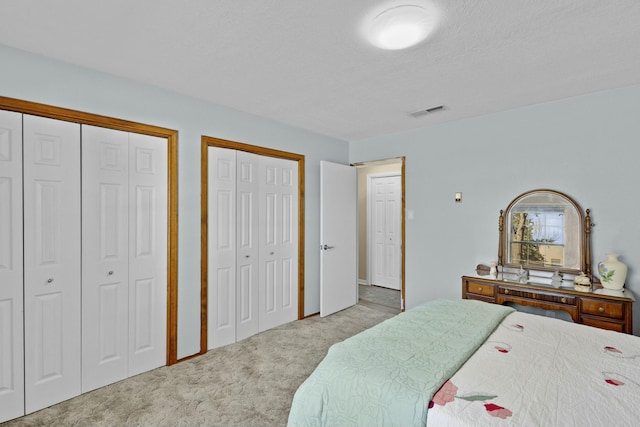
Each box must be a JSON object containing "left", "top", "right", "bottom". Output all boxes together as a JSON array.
[
  {"left": 478, "top": 287, "right": 482, "bottom": 292},
  {"left": 47, "top": 277, "right": 54, "bottom": 284},
  {"left": 561, "top": 297, "right": 567, "bottom": 304},
  {"left": 108, "top": 270, "right": 114, "bottom": 275},
  {"left": 599, "top": 307, "right": 605, "bottom": 313},
  {"left": 504, "top": 289, "right": 509, "bottom": 295}
]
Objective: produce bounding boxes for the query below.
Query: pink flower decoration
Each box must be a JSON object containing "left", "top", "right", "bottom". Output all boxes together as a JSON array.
[
  {"left": 606, "top": 378, "right": 625, "bottom": 386},
  {"left": 485, "top": 403, "right": 513, "bottom": 419},
  {"left": 431, "top": 380, "right": 458, "bottom": 406}
]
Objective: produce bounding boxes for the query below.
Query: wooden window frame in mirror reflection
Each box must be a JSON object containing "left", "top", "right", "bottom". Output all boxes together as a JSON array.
[{"left": 498, "top": 189, "right": 592, "bottom": 278}]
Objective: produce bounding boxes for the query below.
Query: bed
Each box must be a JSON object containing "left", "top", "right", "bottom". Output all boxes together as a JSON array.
[{"left": 287, "top": 299, "right": 640, "bottom": 426}]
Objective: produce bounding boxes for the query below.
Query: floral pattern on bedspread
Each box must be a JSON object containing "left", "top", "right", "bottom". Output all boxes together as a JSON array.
[
  {"left": 426, "top": 311, "right": 640, "bottom": 426},
  {"left": 429, "top": 380, "right": 512, "bottom": 421},
  {"left": 601, "top": 345, "right": 640, "bottom": 388}
]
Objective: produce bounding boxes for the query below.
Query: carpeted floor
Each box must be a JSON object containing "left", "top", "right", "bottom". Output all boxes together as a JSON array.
[
  {"left": 2, "top": 304, "right": 395, "bottom": 427},
  {"left": 358, "top": 284, "right": 401, "bottom": 311}
]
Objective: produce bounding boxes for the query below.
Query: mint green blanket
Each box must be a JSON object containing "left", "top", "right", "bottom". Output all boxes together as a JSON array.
[{"left": 287, "top": 299, "right": 514, "bottom": 427}]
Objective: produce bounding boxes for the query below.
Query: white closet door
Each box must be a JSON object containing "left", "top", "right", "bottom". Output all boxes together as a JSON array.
[
  {"left": 208, "top": 147, "right": 237, "bottom": 349},
  {"left": 128, "top": 133, "right": 167, "bottom": 375},
  {"left": 259, "top": 156, "right": 298, "bottom": 331},
  {"left": 81, "top": 125, "right": 129, "bottom": 392},
  {"left": 23, "top": 115, "right": 81, "bottom": 414},
  {"left": 236, "top": 151, "right": 260, "bottom": 341},
  {"left": 0, "top": 110, "right": 24, "bottom": 423}
]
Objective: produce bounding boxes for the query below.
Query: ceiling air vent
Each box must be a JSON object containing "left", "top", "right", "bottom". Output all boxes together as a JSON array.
[{"left": 410, "top": 105, "right": 445, "bottom": 118}]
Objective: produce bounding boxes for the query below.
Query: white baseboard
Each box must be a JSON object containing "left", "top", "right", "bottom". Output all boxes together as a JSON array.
[{"left": 358, "top": 279, "right": 369, "bottom": 286}]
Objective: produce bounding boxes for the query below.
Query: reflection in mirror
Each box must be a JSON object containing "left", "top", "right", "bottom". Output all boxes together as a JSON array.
[
  {"left": 510, "top": 197, "right": 579, "bottom": 269},
  {"left": 499, "top": 189, "right": 591, "bottom": 276}
]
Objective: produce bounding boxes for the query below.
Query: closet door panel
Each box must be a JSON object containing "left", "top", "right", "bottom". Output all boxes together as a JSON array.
[
  {"left": 81, "top": 125, "right": 129, "bottom": 392},
  {"left": 277, "top": 160, "right": 298, "bottom": 316},
  {"left": 23, "top": 115, "right": 81, "bottom": 414},
  {"left": 259, "top": 157, "right": 298, "bottom": 331},
  {"left": 208, "top": 147, "right": 236, "bottom": 349},
  {"left": 236, "top": 152, "right": 259, "bottom": 341},
  {"left": 0, "top": 110, "right": 24, "bottom": 423},
  {"left": 128, "top": 133, "right": 167, "bottom": 375},
  {"left": 280, "top": 181, "right": 296, "bottom": 311}
]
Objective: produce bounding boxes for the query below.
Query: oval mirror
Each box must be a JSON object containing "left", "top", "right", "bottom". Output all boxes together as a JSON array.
[{"left": 498, "top": 189, "right": 592, "bottom": 276}]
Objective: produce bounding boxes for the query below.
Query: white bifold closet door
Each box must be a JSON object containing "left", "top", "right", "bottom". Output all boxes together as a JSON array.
[
  {"left": 258, "top": 155, "right": 298, "bottom": 331},
  {"left": 0, "top": 113, "right": 167, "bottom": 423},
  {"left": 208, "top": 146, "right": 298, "bottom": 350},
  {"left": 0, "top": 110, "right": 25, "bottom": 423},
  {"left": 208, "top": 148, "right": 262, "bottom": 347},
  {"left": 81, "top": 125, "right": 167, "bottom": 393},
  {"left": 208, "top": 147, "right": 238, "bottom": 348},
  {"left": 23, "top": 115, "right": 82, "bottom": 414},
  {"left": 236, "top": 151, "right": 260, "bottom": 341}
]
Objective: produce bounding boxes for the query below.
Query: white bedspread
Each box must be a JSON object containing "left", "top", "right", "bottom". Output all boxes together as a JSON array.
[{"left": 427, "top": 311, "right": 640, "bottom": 426}]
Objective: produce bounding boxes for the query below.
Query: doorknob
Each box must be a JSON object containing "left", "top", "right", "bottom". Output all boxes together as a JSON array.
[{"left": 321, "top": 244, "right": 335, "bottom": 250}]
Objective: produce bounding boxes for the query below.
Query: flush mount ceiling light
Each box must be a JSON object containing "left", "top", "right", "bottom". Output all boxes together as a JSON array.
[{"left": 366, "top": 4, "right": 437, "bottom": 50}]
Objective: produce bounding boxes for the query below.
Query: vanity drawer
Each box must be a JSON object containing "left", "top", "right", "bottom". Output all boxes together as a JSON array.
[
  {"left": 466, "top": 281, "right": 495, "bottom": 297},
  {"left": 581, "top": 316, "right": 624, "bottom": 333},
  {"left": 498, "top": 287, "right": 576, "bottom": 306},
  {"left": 581, "top": 298, "right": 624, "bottom": 320}
]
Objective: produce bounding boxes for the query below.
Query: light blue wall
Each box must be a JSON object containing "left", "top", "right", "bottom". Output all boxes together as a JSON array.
[
  {"left": 351, "top": 84, "right": 640, "bottom": 335},
  {"left": 0, "top": 44, "right": 349, "bottom": 357}
]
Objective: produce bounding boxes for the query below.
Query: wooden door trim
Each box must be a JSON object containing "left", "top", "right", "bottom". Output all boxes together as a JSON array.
[
  {"left": 0, "top": 96, "right": 180, "bottom": 365},
  {"left": 201, "top": 136, "right": 305, "bottom": 354}
]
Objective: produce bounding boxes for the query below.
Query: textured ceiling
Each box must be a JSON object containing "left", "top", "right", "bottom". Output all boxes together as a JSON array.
[{"left": 1, "top": 0, "right": 639, "bottom": 141}]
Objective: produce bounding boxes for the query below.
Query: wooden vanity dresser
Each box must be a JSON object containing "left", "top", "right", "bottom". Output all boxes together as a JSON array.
[{"left": 462, "top": 275, "right": 635, "bottom": 334}]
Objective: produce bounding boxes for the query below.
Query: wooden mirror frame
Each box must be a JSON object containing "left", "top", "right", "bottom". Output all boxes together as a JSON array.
[{"left": 498, "top": 189, "right": 592, "bottom": 277}]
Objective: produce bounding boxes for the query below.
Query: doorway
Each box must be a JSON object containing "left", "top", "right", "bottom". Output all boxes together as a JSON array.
[{"left": 355, "top": 158, "right": 405, "bottom": 313}]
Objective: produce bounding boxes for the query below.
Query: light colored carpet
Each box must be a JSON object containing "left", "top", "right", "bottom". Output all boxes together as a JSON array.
[
  {"left": 3, "top": 304, "right": 395, "bottom": 427},
  {"left": 358, "top": 284, "right": 401, "bottom": 309}
]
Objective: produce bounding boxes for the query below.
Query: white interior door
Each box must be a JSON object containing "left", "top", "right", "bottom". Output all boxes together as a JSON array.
[
  {"left": 23, "top": 114, "right": 81, "bottom": 414},
  {"left": 370, "top": 174, "right": 401, "bottom": 290},
  {"left": 0, "top": 110, "right": 24, "bottom": 423},
  {"left": 259, "top": 156, "right": 299, "bottom": 330},
  {"left": 127, "top": 132, "right": 167, "bottom": 375},
  {"left": 236, "top": 151, "right": 260, "bottom": 341},
  {"left": 320, "top": 161, "right": 357, "bottom": 317},
  {"left": 208, "top": 147, "right": 237, "bottom": 349},
  {"left": 81, "top": 125, "right": 129, "bottom": 392}
]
